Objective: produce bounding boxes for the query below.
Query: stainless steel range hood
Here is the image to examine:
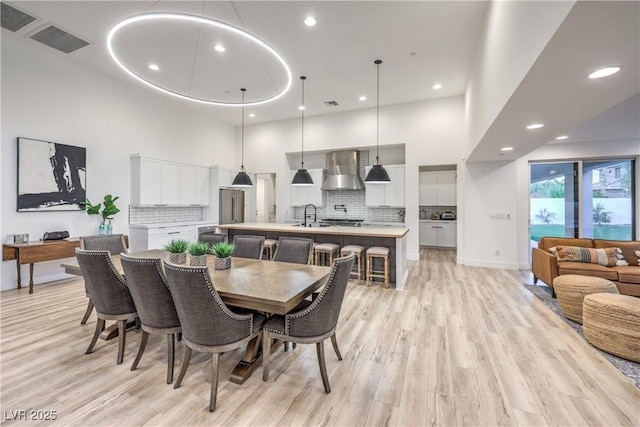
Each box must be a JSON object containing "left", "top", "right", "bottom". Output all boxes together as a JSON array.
[{"left": 321, "top": 150, "right": 365, "bottom": 191}]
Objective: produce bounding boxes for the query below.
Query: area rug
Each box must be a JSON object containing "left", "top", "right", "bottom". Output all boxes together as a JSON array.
[{"left": 524, "top": 283, "right": 640, "bottom": 388}]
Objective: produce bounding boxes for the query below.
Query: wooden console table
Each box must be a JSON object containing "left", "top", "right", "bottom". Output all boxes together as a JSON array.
[{"left": 3, "top": 239, "right": 81, "bottom": 294}]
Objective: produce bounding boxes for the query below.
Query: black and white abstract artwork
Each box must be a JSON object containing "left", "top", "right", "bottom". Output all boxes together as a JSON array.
[{"left": 17, "top": 137, "right": 86, "bottom": 211}]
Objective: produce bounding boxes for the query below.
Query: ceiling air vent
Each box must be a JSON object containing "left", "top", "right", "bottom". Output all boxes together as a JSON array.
[
  {"left": 324, "top": 100, "right": 339, "bottom": 107},
  {"left": 1, "top": 2, "right": 37, "bottom": 32},
  {"left": 29, "top": 25, "right": 89, "bottom": 53}
]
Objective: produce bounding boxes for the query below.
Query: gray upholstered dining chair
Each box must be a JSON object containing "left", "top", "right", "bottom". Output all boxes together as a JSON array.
[
  {"left": 75, "top": 248, "right": 138, "bottom": 365},
  {"left": 79, "top": 234, "right": 128, "bottom": 325},
  {"left": 198, "top": 232, "right": 226, "bottom": 247},
  {"left": 273, "top": 237, "right": 315, "bottom": 264},
  {"left": 262, "top": 252, "right": 355, "bottom": 393},
  {"left": 120, "top": 254, "right": 181, "bottom": 384},
  {"left": 163, "top": 261, "right": 265, "bottom": 412},
  {"left": 231, "top": 235, "right": 265, "bottom": 260}
]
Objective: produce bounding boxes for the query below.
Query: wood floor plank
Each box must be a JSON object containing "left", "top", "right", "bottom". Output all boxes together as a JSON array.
[{"left": 1, "top": 249, "right": 638, "bottom": 426}]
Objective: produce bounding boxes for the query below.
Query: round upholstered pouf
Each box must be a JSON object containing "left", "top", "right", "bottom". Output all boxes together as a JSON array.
[
  {"left": 583, "top": 293, "right": 640, "bottom": 363},
  {"left": 552, "top": 275, "right": 619, "bottom": 323}
]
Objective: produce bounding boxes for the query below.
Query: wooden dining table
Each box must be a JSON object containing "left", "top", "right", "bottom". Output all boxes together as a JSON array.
[{"left": 61, "top": 249, "right": 331, "bottom": 383}]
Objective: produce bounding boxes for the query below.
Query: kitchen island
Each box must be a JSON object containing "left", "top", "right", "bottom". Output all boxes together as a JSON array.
[{"left": 217, "top": 223, "right": 409, "bottom": 289}]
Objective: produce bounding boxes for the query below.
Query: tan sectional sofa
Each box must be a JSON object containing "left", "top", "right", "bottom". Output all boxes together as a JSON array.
[{"left": 532, "top": 237, "right": 640, "bottom": 297}]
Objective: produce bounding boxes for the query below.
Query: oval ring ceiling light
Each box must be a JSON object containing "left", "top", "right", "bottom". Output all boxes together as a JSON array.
[{"left": 107, "top": 13, "right": 292, "bottom": 106}]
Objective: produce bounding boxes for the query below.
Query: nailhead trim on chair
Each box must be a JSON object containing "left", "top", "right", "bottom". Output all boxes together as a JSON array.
[
  {"left": 164, "top": 263, "right": 254, "bottom": 333},
  {"left": 282, "top": 255, "right": 352, "bottom": 335},
  {"left": 120, "top": 255, "right": 171, "bottom": 290},
  {"left": 76, "top": 249, "right": 127, "bottom": 286}
]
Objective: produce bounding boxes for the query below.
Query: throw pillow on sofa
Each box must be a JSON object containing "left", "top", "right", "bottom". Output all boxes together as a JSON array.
[{"left": 550, "top": 246, "right": 626, "bottom": 267}]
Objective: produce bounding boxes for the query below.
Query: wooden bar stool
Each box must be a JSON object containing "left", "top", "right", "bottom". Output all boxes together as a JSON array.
[
  {"left": 341, "top": 245, "right": 365, "bottom": 284},
  {"left": 366, "top": 247, "right": 390, "bottom": 287},
  {"left": 263, "top": 239, "right": 278, "bottom": 260},
  {"left": 314, "top": 243, "right": 340, "bottom": 266}
]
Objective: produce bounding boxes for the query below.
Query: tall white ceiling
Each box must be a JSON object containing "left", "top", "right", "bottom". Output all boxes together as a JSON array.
[
  {"left": 2, "top": 1, "right": 639, "bottom": 162},
  {"left": 2, "top": 1, "right": 488, "bottom": 124}
]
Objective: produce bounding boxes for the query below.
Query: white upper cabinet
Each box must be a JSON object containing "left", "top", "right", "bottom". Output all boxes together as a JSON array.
[
  {"left": 131, "top": 155, "right": 210, "bottom": 206},
  {"left": 290, "top": 169, "right": 324, "bottom": 207},
  {"left": 365, "top": 165, "right": 405, "bottom": 207},
  {"left": 179, "top": 164, "right": 210, "bottom": 205},
  {"left": 419, "top": 171, "right": 456, "bottom": 206}
]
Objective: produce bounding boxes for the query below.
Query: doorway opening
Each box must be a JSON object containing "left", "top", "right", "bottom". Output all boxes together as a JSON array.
[{"left": 255, "top": 173, "right": 276, "bottom": 223}]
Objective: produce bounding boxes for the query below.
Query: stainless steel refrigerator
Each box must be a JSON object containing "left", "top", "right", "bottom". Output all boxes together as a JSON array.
[{"left": 219, "top": 189, "right": 245, "bottom": 224}]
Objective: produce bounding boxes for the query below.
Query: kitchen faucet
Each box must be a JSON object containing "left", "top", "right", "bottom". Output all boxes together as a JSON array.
[{"left": 303, "top": 204, "right": 317, "bottom": 227}]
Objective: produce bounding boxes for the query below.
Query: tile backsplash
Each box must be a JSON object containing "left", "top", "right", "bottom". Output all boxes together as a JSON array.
[{"left": 129, "top": 206, "right": 203, "bottom": 225}]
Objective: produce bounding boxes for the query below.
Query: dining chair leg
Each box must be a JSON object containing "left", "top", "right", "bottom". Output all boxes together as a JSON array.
[
  {"left": 174, "top": 346, "right": 192, "bottom": 389},
  {"left": 330, "top": 333, "right": 343, "bottom": 361},
  {"left": 167, "top": 333, "right": 175, "bottom": 384},
  {"left": 86, "top": 318, "right": 105, "bottom": 354},
  {"left": 130, "top": 330, "right": 149, "bottom": 371},
  {"left": 316, "top": 341, "right": 331, "bottom": 393},
  {"left": 262, "top": 331, "right": 271, "bottom": 381},
  {"left": 117, "top": 319, "right": 127, "bottom": 365},
  {"left": 177, "top": 332, "right": 182, "bottom": 342},
  {"left": 209, "top": 353, "right": 220, "bottom": 412},
  {"left": 80, "top": 298, "right": 94, "bottom": 325}
]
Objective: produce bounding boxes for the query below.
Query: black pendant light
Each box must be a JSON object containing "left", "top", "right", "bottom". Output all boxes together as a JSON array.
[
  {"left": 291, "top": 76, "right": 314, "bottom": 186},
  {"left": 365, "top": 59, "right": 391, "bottom": 184},
  {"left": 232, "top": 88, "right": 253, "bottom": 187}
]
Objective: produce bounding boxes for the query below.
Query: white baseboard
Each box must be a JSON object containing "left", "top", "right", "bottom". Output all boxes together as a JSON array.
[
  {"left": 407, "top": 252, "right": 420, "bottom": 261},
  {"left": 1, "top": 272, "right": 75, "bottom": 292},
  {"left": 462, "top": 258, "right": 520, "bottom": 270}
]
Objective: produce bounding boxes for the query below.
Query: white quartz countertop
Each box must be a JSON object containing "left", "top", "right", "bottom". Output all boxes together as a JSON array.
[
  {"left": 129, "top": 221, "right": 218, "bottom": 229},
  {"left": 218, "top": 222, "right": 409, "bottom": 238}
]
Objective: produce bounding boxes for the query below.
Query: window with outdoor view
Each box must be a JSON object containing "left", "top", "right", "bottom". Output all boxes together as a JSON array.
[{"left": 529, "top": 159, "right": 636, "bottom": 247}]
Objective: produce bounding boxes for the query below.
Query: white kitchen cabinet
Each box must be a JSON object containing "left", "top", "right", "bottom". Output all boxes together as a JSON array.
[
  {"left": 131, "top": 155, "right": 209, "bottom": 206},
  {"left": 419, "top": 220, "right": 456, "bottom": 248},
  {"left": 180, "top": 164, "right": 210, "bottom": 205},
  {"left": 419, "top": 171, "right": 456, "bottom": 206},
  {"left": 365, "top": 165, "right": 405, "bottom": 207},
  {"left": 290, "top": 169, "right": 325, "bottom": 207},
  {"left": 218, "top": 167, "right": 233, "bottom": 188},
  {"left": 131, "top": 155, "right": 180, "bottom": 205},
  {"left": 129, "top": 224, "right": 198, "bottom": 252}
]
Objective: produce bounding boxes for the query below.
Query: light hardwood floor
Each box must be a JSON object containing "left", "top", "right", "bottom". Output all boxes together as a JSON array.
[{"left": 1, "top": 249, "right": 638, "bottom": 426}]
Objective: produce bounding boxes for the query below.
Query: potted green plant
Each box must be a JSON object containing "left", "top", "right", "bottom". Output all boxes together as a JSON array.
[
  {"left": 188, "top": 242, "right": 210, "bottom": 266},
  {"left": 84, "top": 194, "right": 120, "bottom": 235},
  {"left": 164, "top": 239, "right": 189, "bottom": 265},
  {"left": 210, "top": 242, "right": 235, "bottom": 270}
]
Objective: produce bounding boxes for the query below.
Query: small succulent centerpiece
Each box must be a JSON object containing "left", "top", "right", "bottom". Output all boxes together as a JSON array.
[
  {"left": 164, "top": 239, "right": 189, "bottom": 265},
  {"left": 210, "top": 242, "right": 235, "bottom": 270},
  {"left": 188, "top": 242, "right": 209, "bottom": 266},
  {"left": 84, "top": 194, "right": 120, "bottom": 235}
]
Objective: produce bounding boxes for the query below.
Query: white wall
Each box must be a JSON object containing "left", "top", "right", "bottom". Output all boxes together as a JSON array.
[
  {"left": 1, "top": 35, "right": 236, "bottom": 290},
  {"left": 462, "top": 161, "right": 520, "bottom": 269},
  {"left": 465, "top": 1, "right": 575, "bottom": 152},
  {"left": 243, "top": 96, "right": 467, "bottom": 260}
]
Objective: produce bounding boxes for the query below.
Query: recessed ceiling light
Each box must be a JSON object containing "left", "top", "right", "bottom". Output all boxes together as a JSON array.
[
  {"left": 555, "top": 135, "right": 568, "bottom": 140},
  {"left": 298, "top": 105, "right": 305, "bottom": 110},
  {"left": 359, "top": 95, "right": 367, "bottom": 101},
  {"left": 526, "top": 123, "right": 544, "bottom": 130},
  {"left": 304, "top": 16, "right": 316, "bottom": 26},
  {"left": 433, "top": 83, "right": 442, "bottom": 90},
  {"left": 148, "top": 64, "right": 159, "bottom": 71},
  {"left": 214, "top": 44, "right": 226, "bottom": 52},
  {"left": 588, "top": 66, "right": 620, "bottom": 79},
  {"left": 248, "top": 113, "right": 255, "bottom": 118},
  {"left": 501, "top": 147, "right": 514, "bottom": 151}
]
